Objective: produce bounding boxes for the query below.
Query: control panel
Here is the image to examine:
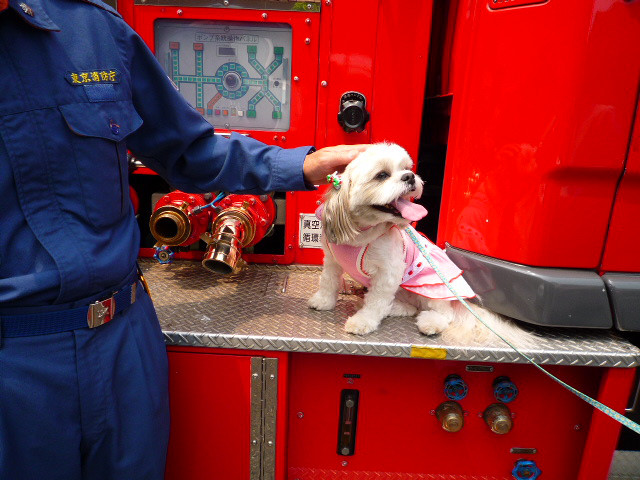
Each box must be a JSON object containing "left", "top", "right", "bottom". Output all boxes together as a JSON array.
[{"left": 155, "top": 20, "right": 292, "bottom": 131}]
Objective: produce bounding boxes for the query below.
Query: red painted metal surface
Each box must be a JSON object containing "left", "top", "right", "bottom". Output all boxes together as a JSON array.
[
  {"left": 286, "top": 353, "right": 632, "bottom": 478},
  {"left": 295, "top": 0, "right": 433, "bottom": 265},
  {"left": 311, "top": 0, "right": 432, "bottom": 161},
  {"left": 577, "top": 367, "right": 637, "bottom": 480},
  {"left": 165, "top": 348, "right": 290, "bottom": 480},
  {"left": 163, "top": 347, "right": 635, "bottom": 479},
  {"left": 439, "top": 0, "right": 640, "bottom": 269},
  {"left": 165, "top": 350, "right": 254, "bottom": 480},
  {"left": 369, "top": 2, "right": 432, "bottom": 160},
  {"left": 316, "top": 0, "right": 375, "bottom": 150},
  {"left": 600, "top": 99, "right": 640, "bottom": 273}
]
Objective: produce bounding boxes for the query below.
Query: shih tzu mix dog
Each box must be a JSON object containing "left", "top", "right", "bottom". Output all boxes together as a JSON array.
[{"left": 308, "top": 143, "right": 531, "bottom": 346}]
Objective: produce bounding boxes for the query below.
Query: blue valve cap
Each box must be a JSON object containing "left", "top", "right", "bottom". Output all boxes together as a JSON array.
[
  {"left": 494, "top": 376, "right": 519, "bottom": 403},
  {"left": 154, "top": 245, "right": 175, "bottom": 265},
  {"left": 444, "top": 374, "right": 469, "bottom": 401},
  {"left": 512, "top": 459, "right": 541, "bottom": 480}
]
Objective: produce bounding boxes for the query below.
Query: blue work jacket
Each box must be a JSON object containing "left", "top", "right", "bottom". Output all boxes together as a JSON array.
[{"left": 0, "top": 0, "right": 313, "bottom": 308}]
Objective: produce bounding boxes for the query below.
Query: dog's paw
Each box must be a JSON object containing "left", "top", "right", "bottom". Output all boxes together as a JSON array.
[
  {"left": 416, "top": 310, "right": 451, "bottom": 336},
  {"left": 308, "top": 291, "right": 337, "bottom": 311},
  {"left": 344, "top": 311, "right": 379, "bottom": 335},
  {"left": 388, "top": 300, "right": 418, "bottom": 317}
]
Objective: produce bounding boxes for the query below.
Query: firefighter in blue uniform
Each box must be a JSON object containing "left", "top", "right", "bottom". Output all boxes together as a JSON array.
[{"left": 0, "top": 0, "right": 364, "bottom": 477}]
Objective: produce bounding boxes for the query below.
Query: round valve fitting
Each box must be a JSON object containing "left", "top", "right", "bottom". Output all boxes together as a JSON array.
[
  {"left": 483, "top": 403, "right": 513, "bottom": 434},
  {"left": 444, "top": 374, "right": 468, "bottom": 401},
  {"left": 512, "top": 459, "right": 542, "bottom": 480},
  {"left": 153, "top": 245, "right": 174, "bottom": 265},
  {"left": 435, "top": 401, "right": 464, "bottom": 433},
  {"left": 493, "top": 376, "right": 519, "bottom": 403}
]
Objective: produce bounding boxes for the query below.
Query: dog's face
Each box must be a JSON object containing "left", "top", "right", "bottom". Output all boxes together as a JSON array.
[{"left": 323, "top": 143, "right": 426, "bottom": 244}]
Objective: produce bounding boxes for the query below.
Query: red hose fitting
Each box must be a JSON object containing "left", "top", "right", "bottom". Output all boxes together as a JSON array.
[{"left": 149, "top": 191, "right": 214, "bottom": 247}]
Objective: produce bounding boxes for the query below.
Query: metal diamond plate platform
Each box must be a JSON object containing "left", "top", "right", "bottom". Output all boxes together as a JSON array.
[
  {"left": 141, "top": 259, "right": 640, "bottom": 367},
  {"left": 609, "top": 451, "right": 640, "bottom": 479}
]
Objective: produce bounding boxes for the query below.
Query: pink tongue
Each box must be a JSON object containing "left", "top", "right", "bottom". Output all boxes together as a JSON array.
[{"left": 392, "top": 198, "right": 428, "bottom": 221}]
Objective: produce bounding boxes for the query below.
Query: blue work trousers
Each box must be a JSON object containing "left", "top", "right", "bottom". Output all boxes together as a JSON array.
[{"left": 0, "top": 286, "right": 170, "bottom": 480}]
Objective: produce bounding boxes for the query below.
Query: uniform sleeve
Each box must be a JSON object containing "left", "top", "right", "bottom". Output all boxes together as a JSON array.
[{"left": 122, "top": 24, "right": 313, "bottom": 194}]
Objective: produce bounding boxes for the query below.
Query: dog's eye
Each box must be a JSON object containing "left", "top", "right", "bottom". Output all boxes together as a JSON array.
[{"left": 375, "top": 171, "right": 390, "bottom": 180}]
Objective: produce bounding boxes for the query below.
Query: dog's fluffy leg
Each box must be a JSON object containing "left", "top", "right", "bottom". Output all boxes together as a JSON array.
[
  {"left": 308, "top": 246, "right": 344, "bottom": 311},
  {"left": 344, "top": 240, "right": 406, "bottom": 335},
  {"left": 416, "top": 299, "right": 456, "bottom": 335},
  {"left": 344, "top": 277, "right": 398, "bottom": 334}
]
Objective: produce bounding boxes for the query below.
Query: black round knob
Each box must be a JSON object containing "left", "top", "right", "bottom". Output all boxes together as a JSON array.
[{"left": 337, "top": 91, "right": 370, "bottom": 133}]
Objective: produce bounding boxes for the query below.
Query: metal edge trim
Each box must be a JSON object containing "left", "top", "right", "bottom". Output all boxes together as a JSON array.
[
  {"left": 250, "top": 357, "right": 262, "bottom": 480},
  {"left": 133, "top": 0, "right": 322, "bottom": 12},
  {"left": 262, "top": 358, "right": 278, "bottom": 480},
  {"left": 163, "top": 331, "right": 640, "bottom": 368}
]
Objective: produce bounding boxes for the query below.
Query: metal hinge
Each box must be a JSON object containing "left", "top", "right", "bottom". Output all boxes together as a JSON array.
[{"left": 250, "top": 357, "right": 278, "bottom": 480}]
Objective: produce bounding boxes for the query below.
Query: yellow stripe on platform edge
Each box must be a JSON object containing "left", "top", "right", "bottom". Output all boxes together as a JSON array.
[{"left": 410, "top": 346, "right": 447, "bottom": 360}]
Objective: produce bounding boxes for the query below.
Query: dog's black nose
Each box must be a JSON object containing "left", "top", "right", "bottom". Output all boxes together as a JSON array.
[{"left": 401, "top": 172, "right": 415, "bottom": 185}]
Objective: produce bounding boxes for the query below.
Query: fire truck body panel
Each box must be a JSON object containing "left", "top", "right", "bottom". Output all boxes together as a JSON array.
[
  {"left": 438, "top": 0, "right": 640, "bottom": 330},
  {"left": 440, "top": 0, "right": 640, "bottom": 269}
]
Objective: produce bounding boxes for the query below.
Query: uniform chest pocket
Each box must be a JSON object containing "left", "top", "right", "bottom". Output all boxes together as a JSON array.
[{"left": 59, "top": 101, "right": 142, "bottom": 230}]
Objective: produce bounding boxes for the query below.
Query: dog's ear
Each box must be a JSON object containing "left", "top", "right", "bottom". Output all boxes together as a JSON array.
[{"left": 322, "top": 176, "right": 359, "bottom": 244}]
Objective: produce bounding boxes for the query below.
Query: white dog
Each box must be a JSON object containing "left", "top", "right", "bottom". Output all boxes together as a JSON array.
[{"left": 308, "top": 143, "right": 532, "bottom": 346}]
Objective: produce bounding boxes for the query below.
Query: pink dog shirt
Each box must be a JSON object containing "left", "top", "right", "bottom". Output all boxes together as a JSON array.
[{"left": 317, "top": 206, "right": 475, "bottom": 300}]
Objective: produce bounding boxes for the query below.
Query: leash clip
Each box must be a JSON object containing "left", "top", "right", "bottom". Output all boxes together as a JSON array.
[{"left": 87, "top": 295, "right": 116, "bottom": 328}]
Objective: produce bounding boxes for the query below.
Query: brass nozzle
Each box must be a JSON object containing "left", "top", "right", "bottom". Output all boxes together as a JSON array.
[
  {"left": 483, "top": 403, "right": 513, "bottom": 434},
  {"left": 202, "top": 208, "right": 254, "bottom": 274},
  {"left": 149, "top": 203, "right": 191, "bottom": 246},
  {"left": 435, "top": 401, "right": 464, "bottom": 433}
]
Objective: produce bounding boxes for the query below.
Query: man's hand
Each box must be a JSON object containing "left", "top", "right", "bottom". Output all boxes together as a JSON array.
[
  {"left": 303, "top": 144, "right": 369, "bottom": 186},
  {"left": 0, "top": 0, "right": 9, "bottom": 12}
]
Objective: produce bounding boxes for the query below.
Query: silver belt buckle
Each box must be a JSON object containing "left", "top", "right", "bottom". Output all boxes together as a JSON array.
[{"left": 87, "top": 295, "right": 116, "bottom": 328}]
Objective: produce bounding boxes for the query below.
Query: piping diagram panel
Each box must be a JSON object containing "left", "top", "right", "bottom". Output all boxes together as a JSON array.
[{"left": 155, "top": 19, "right": 292, "bottom": 131}]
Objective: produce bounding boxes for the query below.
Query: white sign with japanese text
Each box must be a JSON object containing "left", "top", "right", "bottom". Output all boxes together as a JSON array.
[{"left": 299, "top": 214, "right": 323, "bottom": 249}]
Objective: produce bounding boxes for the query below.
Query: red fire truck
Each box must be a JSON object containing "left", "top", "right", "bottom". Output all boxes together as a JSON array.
[{"left": 114, "top": 0, "right": 640, "bottom": 478}]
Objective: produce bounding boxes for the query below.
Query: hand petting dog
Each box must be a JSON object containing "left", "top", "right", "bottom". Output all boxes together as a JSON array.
[{"left": 303, "top": 144, "right": 369, "bottom": 186}]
